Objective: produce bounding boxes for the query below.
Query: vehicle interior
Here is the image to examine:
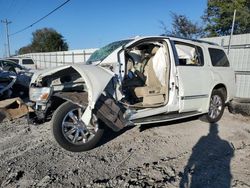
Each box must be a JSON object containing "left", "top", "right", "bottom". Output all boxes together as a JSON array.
[
  {"left": 121, "top": 40, "right": 170, "bottom": 108},
  {"left": 174, "top": 42, "right": 203, "bottom": 66}
]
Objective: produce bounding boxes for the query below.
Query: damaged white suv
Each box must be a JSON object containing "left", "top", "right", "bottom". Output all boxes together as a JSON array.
[{"left": 29, "top": 36, "right": 235, "bottom": 152}]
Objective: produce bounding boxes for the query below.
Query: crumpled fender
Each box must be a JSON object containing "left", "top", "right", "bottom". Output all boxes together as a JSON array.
[
  {"left": 31, "top": 64, "right": 114, "bottom": 107},
  {"left": 71, "top": 65, "right": 115, "bottom": 126},
  {"left": 32, "top": 64, "right": 115, "bottom": 125},
  {"left": 30, "top": 65, "right": 72, "bottom": 84},
  {"left": 71, "top": 64, "right": 115, "bottom": 108}
]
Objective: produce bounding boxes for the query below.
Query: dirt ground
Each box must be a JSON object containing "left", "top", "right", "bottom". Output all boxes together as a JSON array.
[{"left": 0, "top": 109, "right": 250, "bottom": 188}]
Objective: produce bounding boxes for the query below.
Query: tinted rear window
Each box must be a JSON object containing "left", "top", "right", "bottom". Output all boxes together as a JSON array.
[
  {"left": 208, "top": 48, "right": 229, "bottom": 67},
  {"left": 22, "top": 59, "right": 34, "bottom": 65}
]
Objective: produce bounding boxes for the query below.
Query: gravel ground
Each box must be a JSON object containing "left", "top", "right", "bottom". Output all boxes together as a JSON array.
[{"left": 0, "top": 109, "right": 250, "bottom": 188}]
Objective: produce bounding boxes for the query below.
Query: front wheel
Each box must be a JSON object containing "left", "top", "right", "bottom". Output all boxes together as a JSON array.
[
  {"left": 204, "top": 90, "right": 225, "bottom": 123},
  {"left": 51, "top": 101, "right": 104, "bottom": 152}
]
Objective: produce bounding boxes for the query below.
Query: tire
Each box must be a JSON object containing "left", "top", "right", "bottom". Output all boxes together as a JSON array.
[
  {"left": 51, "top": 101, "right": 104, "bottom": 152},
  {"left": 204, "top": 90, "right": 225, "bottom": 123}
]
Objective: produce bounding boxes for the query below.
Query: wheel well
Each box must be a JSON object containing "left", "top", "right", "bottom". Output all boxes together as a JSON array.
[
  {"left": 49, "top": 96, "right": 66, "bottom": 112},
  {"left": 213, "top": 84, "right": 227, "bottom": 101}
]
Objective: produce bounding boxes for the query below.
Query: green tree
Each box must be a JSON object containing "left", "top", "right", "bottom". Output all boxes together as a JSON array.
[
  {"left": 203, "top": 0, "right": 250, "bottom": 37},
  {"left": 18, "top": 28, "right": 68, "bottom": 54},
  {"left": 18, "top": 45, "right": 32, "bottom": 54},
  {"left": 161, "top": 13, "right": 203, "bottom": 39}
]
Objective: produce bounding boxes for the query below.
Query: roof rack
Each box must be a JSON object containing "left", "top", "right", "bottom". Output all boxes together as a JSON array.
[{"left": 165, "top": 35, "right": 219, "bottom": 46}]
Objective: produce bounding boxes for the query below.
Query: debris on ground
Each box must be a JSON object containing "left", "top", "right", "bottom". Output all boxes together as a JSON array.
[
  {"left": 0, "top": 110, "right": 249, "bottom": 187},
  {"left": 229, "top": 99, "right": 250, "bottom": 116},
  {"left": 0, "top": 97, "right": 30, "bottom": 121}
]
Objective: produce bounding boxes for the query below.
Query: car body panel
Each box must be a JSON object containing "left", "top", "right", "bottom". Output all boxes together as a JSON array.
[{"left": 31, "top": 64, "right": 114, "bottom": 107}]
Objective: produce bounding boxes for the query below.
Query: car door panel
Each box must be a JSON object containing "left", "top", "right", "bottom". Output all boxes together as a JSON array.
[{"left": 173, "top": 42, "right": 212, "bottom": 112}]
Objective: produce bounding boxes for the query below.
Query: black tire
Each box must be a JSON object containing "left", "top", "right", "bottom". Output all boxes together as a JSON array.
[
  {"left": 51, "top": 101, "right": 104, "bottom": 152},
  {"left": 204, "top": 90, "right": 225, "bottom": 123}
]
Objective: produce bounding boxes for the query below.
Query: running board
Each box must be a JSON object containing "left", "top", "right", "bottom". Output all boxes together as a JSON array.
[{"left": 132, "top": 111, "right": 203, "bottom": 125}]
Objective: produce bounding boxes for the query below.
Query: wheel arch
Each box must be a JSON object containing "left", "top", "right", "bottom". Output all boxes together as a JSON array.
[
  {"left": 213, "top": 83, "right": 227, "bottom": 101},
  {"left": 205, "top": 83, "right": 228, "bottom": 112},
  {"left": 51, "top": 92, "right": 126, "bottom": 132}
]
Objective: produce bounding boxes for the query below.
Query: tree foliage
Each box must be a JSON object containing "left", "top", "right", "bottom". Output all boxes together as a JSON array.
[
  {"left": 171, "top": 13, "right": 204, "bottom": 38},
  {"left": 18, "top": 45, "right": 32, "bottom": 55},
  {"left": 161, "top": 13, "right": 203, "bottom": 39},
  {"left": 18, "top": 28, "right": 68, "bottom": 54},
  {"left": 203, "top": 0, "right": 250, "bottom": 37}
]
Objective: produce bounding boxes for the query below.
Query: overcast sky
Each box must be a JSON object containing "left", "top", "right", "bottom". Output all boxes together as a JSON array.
[{"left": 0, "top": 0, "right": 207, "bottom": 57}]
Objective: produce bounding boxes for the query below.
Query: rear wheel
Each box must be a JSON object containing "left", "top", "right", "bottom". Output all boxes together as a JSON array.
[
  {"left": 52, "top": 101, "right": 104, "bottom": 152},
  {"left": 205, "top": 90, "right": 225, "bottom": 123}
]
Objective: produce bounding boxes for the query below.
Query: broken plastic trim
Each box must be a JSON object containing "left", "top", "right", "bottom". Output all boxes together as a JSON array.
[{"left": 94, "top": 94, "right": 126, "bottom": 132}]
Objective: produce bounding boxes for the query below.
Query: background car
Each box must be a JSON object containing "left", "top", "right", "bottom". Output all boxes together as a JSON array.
[
  {"left": 0, "top": 59, "right": 34, "bottom": 98},
  {"left": 0, "top": 59, "right": 29, "bottom": 73},
  {"left": 7, "top": 57, "right": 37, "bottom": 70}
]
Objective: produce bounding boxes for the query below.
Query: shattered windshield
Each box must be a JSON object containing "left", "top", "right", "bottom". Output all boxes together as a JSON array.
[{"left": 86, "top": 39, "right": 132, "bottom": 64}]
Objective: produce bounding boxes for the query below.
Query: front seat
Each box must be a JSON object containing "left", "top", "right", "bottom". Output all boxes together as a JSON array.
[{"left": 134, "top": 46, "right": 167, "bottom": 106}]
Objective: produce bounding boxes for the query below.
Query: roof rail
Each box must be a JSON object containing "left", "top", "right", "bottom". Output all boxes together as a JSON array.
[{"left": 166, "top": 35, "right": 219, "bottom": 46}]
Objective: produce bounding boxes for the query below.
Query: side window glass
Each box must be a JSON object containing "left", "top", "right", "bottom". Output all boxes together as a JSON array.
[
  {"left": 208, "top": 48, "right": 229, "bottom": 67},
  {"left": 174, "top": 42, "right": 204, "bottom": 66},
  {"left": 23, "top": 59, "right": 34, "bottom": 64}
]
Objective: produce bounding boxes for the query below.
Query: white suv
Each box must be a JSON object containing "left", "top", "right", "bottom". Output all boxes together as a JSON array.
[
  {"left": 7, "top": 57, "right": 37, "bottom": 70},
  {"left": 29, "top": 36, "right": 236, "bottom": 152}
]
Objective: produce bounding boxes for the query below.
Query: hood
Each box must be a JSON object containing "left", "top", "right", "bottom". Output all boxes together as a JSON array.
[{"left": 31, "top": 64, "right": 115, "bottom": 108}]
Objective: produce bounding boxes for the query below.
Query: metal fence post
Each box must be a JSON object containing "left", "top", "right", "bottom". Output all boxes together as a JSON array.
[
  {"left": 56, "top": 52, "right": 58, "bottom": 67},
  {"left": 83, "top": 50, "right": 86, "bottom": 63},
  {"left": 43, "top": 54, "right": 47, "bottom": 68},
  {"left": 39, "top": 54, "right": 41, "bottom": 68},
  {"left": 63, "top": 51, "right": 65, "bottom": 64}
]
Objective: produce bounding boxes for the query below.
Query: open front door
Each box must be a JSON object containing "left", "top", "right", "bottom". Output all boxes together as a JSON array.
[{"left": 120, "top": 39, "right": 171, "bottom": 107}]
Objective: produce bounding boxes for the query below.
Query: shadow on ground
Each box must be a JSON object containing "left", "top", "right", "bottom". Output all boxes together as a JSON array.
[
  {"left": 179, "top": 123, "right": 234, "bottom": 188},
  {"left": 139, "top": 115, "right": 200, "bottom": 132},
  {"left": 96, "top": 115, "right": 200, "bottom": 148}
]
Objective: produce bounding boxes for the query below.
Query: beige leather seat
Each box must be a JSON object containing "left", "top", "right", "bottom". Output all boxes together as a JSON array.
[{"left": 134, "top": 46, "right": 166, "bottom": 105}]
